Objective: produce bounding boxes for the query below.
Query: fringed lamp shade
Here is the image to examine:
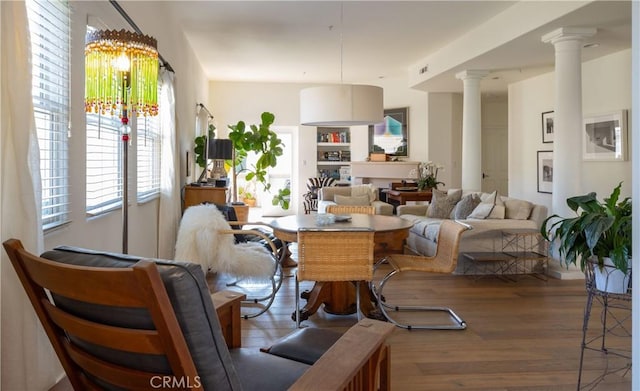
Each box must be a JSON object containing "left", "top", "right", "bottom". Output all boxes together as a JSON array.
[{"left": 85, "top": 29, "right": 159, "bottom": 118}]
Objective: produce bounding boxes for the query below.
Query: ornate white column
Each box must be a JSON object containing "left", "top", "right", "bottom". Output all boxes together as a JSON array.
[
  {"left": 456, "top": 70, "right": 488, "bottom": 191},
  {"left": 542, "top": 27, "right": 595, "bottom": 217}
]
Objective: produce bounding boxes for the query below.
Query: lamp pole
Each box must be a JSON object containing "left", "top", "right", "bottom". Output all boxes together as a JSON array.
[{"left": 119, "top": 69, "right": 131, "bottom": 254}]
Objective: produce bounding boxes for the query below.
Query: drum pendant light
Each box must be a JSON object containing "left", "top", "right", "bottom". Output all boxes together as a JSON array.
[{"left": 300, "top": 4, "right": 383, "bottom": 126}]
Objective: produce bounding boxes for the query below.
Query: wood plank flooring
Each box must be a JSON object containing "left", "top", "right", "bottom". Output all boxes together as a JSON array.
[{"left": 209, "top": 260, "right": 631, "bottom": 391}]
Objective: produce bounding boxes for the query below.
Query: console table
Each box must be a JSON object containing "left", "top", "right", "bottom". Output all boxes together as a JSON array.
[
  {"left": 183, "top": 185, "right": 227, "bottom": 209},
  {"left": 384, "top": 189, "right": 432, "bottom": 205}
]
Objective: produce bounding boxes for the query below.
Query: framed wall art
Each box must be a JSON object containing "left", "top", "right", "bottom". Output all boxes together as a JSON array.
[
  {"left": 368, "top": 107, "right": 409, "bottom": 157},
  {"left": 537, "top": 150, "right": 553, "bottom": 194},
  {"left": 583, "top": 110, "right": 628, "bottom": 161},
  {"left": 541, "top": 111, "right": 554, "bottom": 143}
]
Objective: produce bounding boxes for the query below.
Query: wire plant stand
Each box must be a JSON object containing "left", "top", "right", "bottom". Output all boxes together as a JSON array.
[{"left": 577, "top": 260, "right": 632, "bottom": 390}]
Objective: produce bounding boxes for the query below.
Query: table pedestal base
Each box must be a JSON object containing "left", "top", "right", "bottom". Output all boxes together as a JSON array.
[{"left": 292, "top": 281, "right": 377, "bottom": 322}]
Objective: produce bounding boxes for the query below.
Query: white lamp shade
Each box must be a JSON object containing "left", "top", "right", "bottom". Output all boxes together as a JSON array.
[{"left": 300, "top": 84, "right": 383, "bottom": 126}]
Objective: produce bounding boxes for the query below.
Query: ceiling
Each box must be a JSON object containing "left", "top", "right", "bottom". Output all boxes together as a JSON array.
[{"left": 161, "top": 1, "right": 631, "bottom": 93}]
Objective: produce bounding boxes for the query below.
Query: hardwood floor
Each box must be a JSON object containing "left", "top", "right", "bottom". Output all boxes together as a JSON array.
[{"left": 210, "top": 260, "right": 631, "bottom": 391}]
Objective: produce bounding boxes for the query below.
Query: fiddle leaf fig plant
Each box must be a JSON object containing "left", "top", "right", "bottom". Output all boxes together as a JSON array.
[
  {"left": 540, "top": 182, "right": 632, "bottom": 272},
  {"left": 228, "top": 112, "right": 289, "bottom": 209},
  {"left": 194, "top": 124, "right": 216, "bottom": 169}
]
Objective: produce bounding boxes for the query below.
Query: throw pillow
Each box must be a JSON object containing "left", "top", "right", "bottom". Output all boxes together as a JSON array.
[
  {"left": 468, "top": 191, "right": 497, "bottom": 219},
  {"left": 334, "top": 194, "right": 370, "bottom": 206},
  {"left": 452, "top": 193, "right": 481, "bottom": 220},
  {"left": 427, "top": 189, "right": 462, "bottom": 219},
  {"left": 505, "top": 199, "right": 533, "bottom": 220},
  {"left": 351, "top": 184, "right": 377, "bottom": 203},
  {"left": 488, "top": 195, "right": 506, "bottom": 219}
]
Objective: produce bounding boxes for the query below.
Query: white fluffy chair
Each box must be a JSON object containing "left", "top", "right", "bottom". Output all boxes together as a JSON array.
[{"left": 175, "top": 204, "right": 280, "bottom": 317}]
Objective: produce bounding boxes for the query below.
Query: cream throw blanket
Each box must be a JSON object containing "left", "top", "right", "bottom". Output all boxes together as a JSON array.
[{"left": 175, "top": 204, "right": 275, "bottom": 280}]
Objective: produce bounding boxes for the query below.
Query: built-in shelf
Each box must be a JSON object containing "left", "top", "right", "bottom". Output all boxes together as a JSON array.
[{"left": 316, "top": 127, "right": 351, "bottom": 183}]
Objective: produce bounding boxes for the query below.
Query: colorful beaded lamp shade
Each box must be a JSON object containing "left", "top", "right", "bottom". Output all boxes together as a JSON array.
[
  {"left": 85, "top": 29, "right": 159, "bottom": 119},
  {"left": 84, "top": 29, "right": 159, "bottom": 253}
]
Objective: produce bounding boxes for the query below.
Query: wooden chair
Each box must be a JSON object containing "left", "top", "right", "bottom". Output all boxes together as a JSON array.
[
  {"left": 3, "top": 239, "right": 201, "bottom": 390},
  {"left": 373, "top": 220, "right": 471, "bottom": 330},
  {"left": 326, "top": 204, "right": 376, "bottom": 215},
  {"left": 295, "top": 228, "right": 374, "bottom": 328},
  {"left": 4, "top": 239, "right": 395, "bottom": 390}
]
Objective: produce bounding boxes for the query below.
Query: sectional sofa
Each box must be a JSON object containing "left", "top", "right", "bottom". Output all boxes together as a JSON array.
[{"left": 397, "top": 189, "right": 548, "bottom": 275}]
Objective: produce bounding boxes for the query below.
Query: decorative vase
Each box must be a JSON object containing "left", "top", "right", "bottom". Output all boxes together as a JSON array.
[{"left": 593, "top": 257, "right": 631, "bottom": 294}]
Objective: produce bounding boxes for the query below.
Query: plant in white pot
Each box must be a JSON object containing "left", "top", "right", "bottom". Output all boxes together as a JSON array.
[{"left": 541, "top": 182, "right": 632, "bottom": 293}]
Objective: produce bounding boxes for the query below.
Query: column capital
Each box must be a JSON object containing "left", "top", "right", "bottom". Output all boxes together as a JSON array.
[
  {"left": 455, "top": 70, "right": 489, "bottom": 81},
  {"left": 541, "top": 27, "right": 596, "bottom": 45}
]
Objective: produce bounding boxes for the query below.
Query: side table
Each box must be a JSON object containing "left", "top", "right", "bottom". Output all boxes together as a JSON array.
[{"left": 461, "top": 228, "right": 548, "bottom": 280}]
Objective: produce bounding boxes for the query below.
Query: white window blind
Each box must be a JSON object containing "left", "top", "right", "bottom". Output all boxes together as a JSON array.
[
  {"left": 86, "top": 113, "right": 123, "bottom": 215},
  {"left": 136, "top": 112, "right": 161, "bottom": 202},
  {"left": 27, "top": 0, "right": 71, "bottom": 230}
]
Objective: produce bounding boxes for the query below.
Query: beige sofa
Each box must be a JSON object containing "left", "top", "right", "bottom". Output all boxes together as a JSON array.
[
  {"left": 318, "top": 184, "right": 394, "bottom": 215},
  {"left": 397, "top": 189, "right": 548, "bottom": 274}
]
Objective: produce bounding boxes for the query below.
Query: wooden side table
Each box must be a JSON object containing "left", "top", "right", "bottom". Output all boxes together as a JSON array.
[{"left": 183, "top": 185, "right": 227, "bottom": 209}]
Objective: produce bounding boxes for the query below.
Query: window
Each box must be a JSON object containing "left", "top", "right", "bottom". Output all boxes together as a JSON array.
[
  {"left": 85, "top": 113, "right": 123, "bottom": 215},
  {"left": 136, "top": 112, "right": 161, "bottom": 202},
  {"left": 27, "top": 0, "right": 71, "bottom": 230}
]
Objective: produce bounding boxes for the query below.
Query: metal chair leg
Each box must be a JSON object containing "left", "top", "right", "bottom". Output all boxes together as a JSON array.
[
  {"left": 375, "top": 269, "right": 467, "bottom": 330},
  {"left": 295, "top": 273, "right": 301, "bottom": 328}
]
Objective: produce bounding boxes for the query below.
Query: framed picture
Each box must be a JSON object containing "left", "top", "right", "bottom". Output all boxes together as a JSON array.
[
  {"left": 368, "top": 107, "right": 409, "bottom": 157},
  {"left": 583, "top": 110, "right": 628, "bottom": 161},
  {"left": 537, "top": 150, "right": 553, "bottom": 194},
  {"left": 541, "top": 111, "right": 554, "bottom": 143}
]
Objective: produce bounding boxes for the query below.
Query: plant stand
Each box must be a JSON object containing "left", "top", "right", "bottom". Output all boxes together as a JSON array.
[{"left": 577, "top": 261, "right": 632, "bottom": 390}]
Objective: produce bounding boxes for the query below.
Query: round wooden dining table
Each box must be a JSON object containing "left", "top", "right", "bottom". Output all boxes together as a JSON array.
[{"left": 268, "top": 214, "right": 414, "bottom": 322}]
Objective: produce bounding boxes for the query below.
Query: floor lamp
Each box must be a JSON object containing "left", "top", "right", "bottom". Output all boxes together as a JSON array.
[{"left": 85, "top": 30, "right": 159, "bottom": 253}]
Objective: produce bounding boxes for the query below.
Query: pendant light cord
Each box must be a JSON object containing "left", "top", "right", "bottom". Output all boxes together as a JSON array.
[{"left": 340, "top": 2, "right": 344, "bottom": 84}]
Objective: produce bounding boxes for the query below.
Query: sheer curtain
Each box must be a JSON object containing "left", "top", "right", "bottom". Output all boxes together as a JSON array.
[
  {"left": 157, "top": 68, "right": 181, "bottom": 259},
  {"left": 0, "top": 1, "right": 61, "bottom": 389}
]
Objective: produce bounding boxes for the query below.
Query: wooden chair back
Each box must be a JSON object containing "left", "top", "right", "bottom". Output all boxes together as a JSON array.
[
  {"left": 297, "top": 229, "right": 374, "bottom": 282},
  {"left": 325, "top": 205, "right": 375, "bottom": 215},
  {"left": 3, "top": 239, "right": 201, "bottom": 391}
]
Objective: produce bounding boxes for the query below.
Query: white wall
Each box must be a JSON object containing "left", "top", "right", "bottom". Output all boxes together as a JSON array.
[
  {"left": 209, "top": 75, "right": 428, "bottom": 213},
  {"left": 509, "top": 49, "right": 632, "bottom": 213},
  {"left": 428, "top": 92, "right": 463, "bottom": 189}
]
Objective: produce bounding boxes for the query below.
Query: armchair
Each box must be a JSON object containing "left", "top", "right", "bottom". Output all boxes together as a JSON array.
[
  {"left": 3, "top": 239, "right": 395, "bottom": 390},
  {"left": 318, "top": 184, "right": 394, "bottom": 216},
  {"left": 303, "top": 177, "right": 336, "bottom": 214}
]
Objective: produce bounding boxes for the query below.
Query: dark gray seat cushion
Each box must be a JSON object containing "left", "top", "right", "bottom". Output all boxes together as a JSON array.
[
  {"left": 229, "top": 348, "right": 309, "bottom": 391},
  {"left": 264, "top": 328, "right": 343, "bottom": 365}
]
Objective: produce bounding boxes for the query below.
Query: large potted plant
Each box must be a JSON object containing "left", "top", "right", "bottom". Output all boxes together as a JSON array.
[
  {"left": 228, "top": 112, "right": 290, "bottom": 209},
  {"left": 541, "top": 182, "right": 632, "bottom": 293}
]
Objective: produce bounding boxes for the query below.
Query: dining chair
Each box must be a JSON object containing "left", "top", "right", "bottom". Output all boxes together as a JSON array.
[
  {"left": 295, "top": 228, "right": 374, "bottom": 328},
  {"left": 175, "top": 203, "right": 282, "bottom": 318},
  {"left": 325, "top": 204, "right": 376, "bottom": 215},
  {"left": 3, "top": 238, "right": 395, "bottom": 390},
  {"left": 373, "top": 219, "right": 471, "bottom": 330}
]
